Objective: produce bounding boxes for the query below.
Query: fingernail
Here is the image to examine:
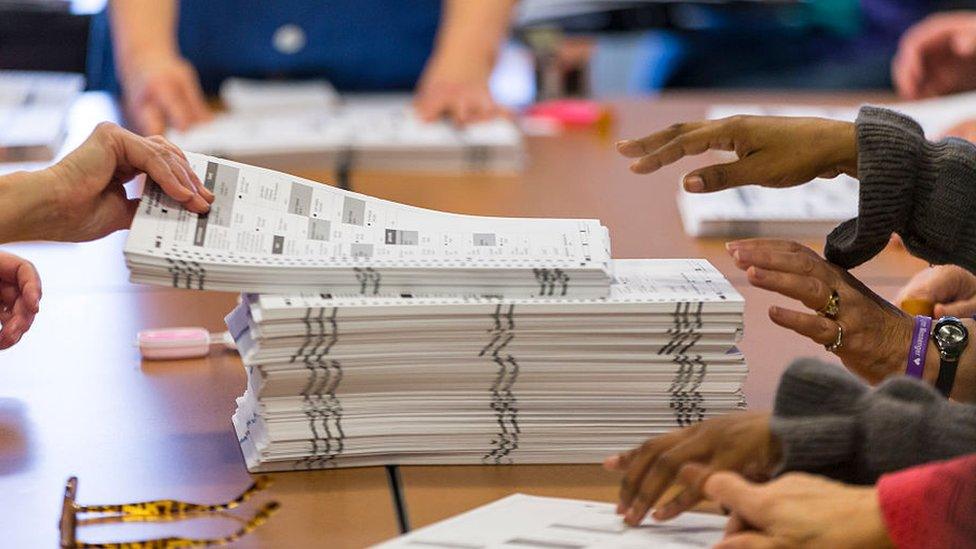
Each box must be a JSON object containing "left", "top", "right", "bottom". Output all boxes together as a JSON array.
[
  {"left": 629, "top": 162, "right": 642, "bottom": 173},
  {"left": 683, "top": 175, "right": 704, "bottom": 192},
  {"left": 750, "top": 267, "right": 765, "bottom": 280},
  {"left": 725, "top": 241, "right": 738, "bottom": 252}
]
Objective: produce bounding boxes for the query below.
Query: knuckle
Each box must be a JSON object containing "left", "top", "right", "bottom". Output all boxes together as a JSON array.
[
  {"left": 667, "top": 122, "right": 685, "bottom": 135},
  {"left": 653, "top": 452, "right": 679, "bottom": 474}
]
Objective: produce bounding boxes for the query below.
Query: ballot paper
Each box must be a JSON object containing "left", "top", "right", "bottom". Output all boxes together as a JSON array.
[
  {"left": 167, "top": 79, "right": 524, "bottom": 173},
  {"left": 679, "top": 90, "right": 976, "bottom": 237},
  {"left": 124, "top": 153, "right": 612, "bottom": 297},
  {"left": 226, "top": 258, "right": 746, "bottom": 471},
  {"left": 374, "top": 494, "right": 726, "bottom": 548},
  {"left": 0, "top": 70, "right": 83, "bottom": 163}
]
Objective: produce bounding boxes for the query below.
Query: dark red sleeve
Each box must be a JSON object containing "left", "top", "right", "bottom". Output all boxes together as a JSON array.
[{"left": 877, "top": 453, "right": 976, "bottom": 549}]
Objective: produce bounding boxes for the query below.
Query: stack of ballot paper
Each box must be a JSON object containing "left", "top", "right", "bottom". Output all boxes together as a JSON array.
[
  {"left": 0, "top": 70, "right": 83, "bottom": 163},
  {"left": 226, "top": 258, "right": 746, "bottom": 471},
  {"left": 167, "top": 79, "right": 524, "bottom": 173},
  {"left": 124, "top": 154, "right": 613, "bottom": 298},
  {"left": 376, "top": 494, "right": 727, "bottom": 548},
  {"left": 679, "top": 90, "right": 976, "bottom": 237}
]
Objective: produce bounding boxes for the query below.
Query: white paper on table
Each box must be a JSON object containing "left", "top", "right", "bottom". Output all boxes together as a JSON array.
[{"left": 373, "top": 494, "right": 727, "bottom": 549}]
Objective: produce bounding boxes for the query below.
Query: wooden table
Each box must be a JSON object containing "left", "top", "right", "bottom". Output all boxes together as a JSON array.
[{"left": 0, "top": 90, "right": 927, "bottom": 546}]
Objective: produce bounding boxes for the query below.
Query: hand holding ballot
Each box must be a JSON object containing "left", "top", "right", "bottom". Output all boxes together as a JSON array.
[
  {"left": 0, "top": 123, "right": 212, "bottom": 244},
  {"left": 616, "top": 116, "right": 858, "bottom": 193}
]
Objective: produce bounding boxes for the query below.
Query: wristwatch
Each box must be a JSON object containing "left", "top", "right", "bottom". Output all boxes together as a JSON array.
[{"left": 932, "top": 316, "right": 968, "bottom": 398}]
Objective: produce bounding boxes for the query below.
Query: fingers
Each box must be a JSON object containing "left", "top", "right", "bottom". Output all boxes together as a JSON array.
[
  {"left": 682, "top": 154, "right": 767, "bottom": 193},
  {"left": 132, "top": 102, "right": 167, "bottom": 136},
  {"left": 702, "top": 472, "right": 765, "bottom": 526},
  {"left": 746, "top": 266, "right": 833, "bottom": 313},
  {"left": 616, "top": 429, "right": 694, "bottom": 513},
  {"left": 0, "top": 253, "right": 41, "bottom": 313},
  {"left": 935, "top": 298, "right": 976, "bottom": 318},
  {"left": 99, "top": 123, "right": 211, "bottom": 213},
  {"left": 623, "top": 436, "right": 712, "bottom": 526},
  {"left": 652, "top": 462, "right": 713, "bottom": 521},
  {"left": 768, "top": 305, "right": 839, "bottom": 346}
]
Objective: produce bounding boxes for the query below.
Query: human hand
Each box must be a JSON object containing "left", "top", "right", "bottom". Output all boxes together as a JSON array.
[
  {"left": 893, "top": 11, "right": 976, "bottom": 100},
  {"left": 603, "top": 411, "right": 779, "bottom": 527},
  {"left": 616, "top": 116, "right": 857, "bottom": 193},
  {"left": 0, "top": 251, "right": 40, "bottom": 350},
  {"left": 120, "top": 53, "right": 212, "bottom": 135},
  {"left": 897, "top": 265, "right": 976, "bottom": 318},
  {"left": 693, "top": 468, "right": 893, "bottom": 549},
  {"left": 414, "top": 55, "right": 501, "bottom": 125},
  {"left": 728, "top": 239, "right": 911, "bottom": 384},
  {"left": 32, "top": 123, "right": 212, "bottom": 242}
]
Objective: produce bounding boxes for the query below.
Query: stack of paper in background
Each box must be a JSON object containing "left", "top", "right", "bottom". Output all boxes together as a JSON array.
[
  {"left": 0, "top": 70, "right": 83, "bottom": 162},
  {"left": 167, "top": 78, "right": 524, "bottom": 173},
  {"left": 679, "top": 90, "right": 976, "bottom": 237},
  {"left": 124, "top": 153, "right": 612, "bottom": 298},
  {"left": 226, "top": 258, "right": 746, "bottom": 471}
]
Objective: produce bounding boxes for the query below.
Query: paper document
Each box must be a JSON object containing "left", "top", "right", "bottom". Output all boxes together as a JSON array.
[
  {"left": 0, "top": 70, "right": 83, "bottom": 163},
  {"left": 374, "top": 494, "right": 726, "bottom": 548},
  {"left": 125, "top": 153, "right": 611, "bottom": 297},
  {"left": 167, "top": 80, "right": 523, "bottom": 173},
  {"left": 227, "top": 259, "right": 746, "bottom": 471},
  {"left": 679, "top": 90, "right": 976, "bottom": 237}
]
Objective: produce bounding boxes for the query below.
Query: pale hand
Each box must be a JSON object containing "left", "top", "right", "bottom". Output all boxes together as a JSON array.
[
  {"left": 41, "top": 122, "right": 212, "bottom": 242},
  {"left": 897, "top": 265, "right": 976, "bottom": 318},
  {"left": 0, "top": 251, "right": 40, "bottom": 350},
  {"left": 120, "top": 53, "right": 212, "bottom": 135},
  {"left": 893, "top": 11, "right": 976, "bottom": 100},
  {"left": 414, "top": 55, "right": 501, "bottom": 125},
  {"left": 616, "top": 116, "right": 857, "bottom": 193},
  {"left": 697, "top": 469, "right": 894, "bottom": 549},
  {"left": 945, "top": 118, "right": 976, "bottom": 143}
]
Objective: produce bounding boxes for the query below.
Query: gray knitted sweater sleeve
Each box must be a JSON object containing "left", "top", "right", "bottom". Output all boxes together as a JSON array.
[
  {"left": 769, "top": 359, "right": 976, "bottom": 484},
  {"left": 825, "top": 106, "right": 976, "bottom": 272}
]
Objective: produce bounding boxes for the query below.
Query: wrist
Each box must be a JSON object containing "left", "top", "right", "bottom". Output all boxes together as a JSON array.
[
  {"left": 857, "top": 487, "right": 895, "bottom": 549},
  {"left": 829, "top": 121, "right": 858, "bottom": 178},
  {"left": 0, "top": 169, "right": 62, "bottom": 243},
  {"left": 117, "top": 45, "right": 181, "bottom": 81}
]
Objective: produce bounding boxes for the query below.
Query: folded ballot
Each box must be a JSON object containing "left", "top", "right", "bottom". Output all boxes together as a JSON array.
[
  {"left": 227, "top": 258, "right": 746, "bottom": 471},
  {"left": 167, "top": 80, "right": 523, "bottom": 173},
  {"left": 679, "top": 90, "right": 976, "bottom": 237},
  {"left": 374, "top": 494, "right": 726, "bottom": 549},
  {"left": 124, "top": 153, "right": 612, "bottom": 297}
]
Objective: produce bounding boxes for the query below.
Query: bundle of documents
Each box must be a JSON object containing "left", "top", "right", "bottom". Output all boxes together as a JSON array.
[
  {"left": 376, "top": 494, "right": 726, "bottom": 549},
  {"left": 0, "top": 70, "right": 83, "bottom": 162},
  {"left": 167, "top": 79, "right": 524, "bottom": 173},
  {"left": 125, "top": 153, "right": 612, "bottom": 297},
  {"left": 679, "top": 90, "right": 976, "bottom": 237},
  {"left": 226, "top": 258, "right": 746, "bottom": 471}
]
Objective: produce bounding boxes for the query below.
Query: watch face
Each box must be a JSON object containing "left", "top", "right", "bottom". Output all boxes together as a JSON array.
[{"left": 935, "top": 320, "right": 969, "bottom": 355}]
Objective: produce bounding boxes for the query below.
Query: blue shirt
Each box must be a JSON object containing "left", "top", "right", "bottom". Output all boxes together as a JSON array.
[{"left": 87, "top": 0, "right": 441, "bottom": 93}]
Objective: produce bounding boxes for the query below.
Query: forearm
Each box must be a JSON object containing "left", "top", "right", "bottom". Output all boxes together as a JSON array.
[
  {"left": 0, "top": 169, "right": 61, "bottom": 244},
  {"left": 826, "top": 106, "right": 976, "bottom": 271},
  {"left": 108, "top": 0, "right": 179, "bottom": 73},
  {"left": 430, "top": 0, "right": 515, "bottom": 73},
  {"left": 771, "top": 359, "right": 976, "bottom": 483}
]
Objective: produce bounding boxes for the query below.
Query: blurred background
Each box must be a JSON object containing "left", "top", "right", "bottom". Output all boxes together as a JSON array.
[{"left": 6, "top": 0, "right": 976, "bottom": 106}]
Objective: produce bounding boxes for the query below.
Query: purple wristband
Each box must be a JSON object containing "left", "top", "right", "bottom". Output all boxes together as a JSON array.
[{"left": 907, "top": 315, "right": 933, "bottom": 379}]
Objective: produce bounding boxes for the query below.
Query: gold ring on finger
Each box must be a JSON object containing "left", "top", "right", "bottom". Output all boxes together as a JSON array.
[
  {"left": 825, "top": 323, "right": 844, "bottom": 353},
  {"left": 817, "top": 289, "right": 840, "bottom": 320}
]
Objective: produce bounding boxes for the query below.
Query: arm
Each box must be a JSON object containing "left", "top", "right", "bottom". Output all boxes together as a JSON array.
[
  {"left": 0, "top": 122, "right": 210, "bottom": 244},
  {"left": 877, "top": 453, "right": 976, "bottom": 548},
  {"left": 108, "top": 0, "right": 211, "bottom": 134},
  {"left": 825, "top": 107, "right": 976, "bottom": 272},
  {"left": 414, "top": 0, "right": 516, "bottom": 123},
  {"left": 772, "top": 359, "right": 976, "bottom": 484}
]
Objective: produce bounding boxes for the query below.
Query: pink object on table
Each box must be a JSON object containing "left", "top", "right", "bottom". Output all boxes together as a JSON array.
[
  {"left": 137, "top": 327, "right": 225, "bottom": 360},
  {"left": 524, "top": 99, "right": 611, "bottom": 128}
]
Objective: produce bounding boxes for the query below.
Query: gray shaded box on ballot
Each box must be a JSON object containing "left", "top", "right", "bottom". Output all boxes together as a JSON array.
[{"left": 308, "top": 218, "right": 331, "bottom": 241}]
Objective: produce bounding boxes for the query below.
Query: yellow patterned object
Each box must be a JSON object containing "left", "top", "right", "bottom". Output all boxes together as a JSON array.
[{"left": 59, "top": 476, "right": 279, "bottom": 548}]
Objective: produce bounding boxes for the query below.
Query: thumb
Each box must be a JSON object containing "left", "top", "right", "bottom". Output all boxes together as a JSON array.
[
  {"left": 684, "top": 156, "right": 763, "bottom": 193},
  {"left": 936, "top": 297, "right": 976, "bottom": 318},
  {"left": 702, "top": 472, "right": 766, "bottom": 526},
  {"left": 121, "top": 198, "right": 141, "bottom": 230}
]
